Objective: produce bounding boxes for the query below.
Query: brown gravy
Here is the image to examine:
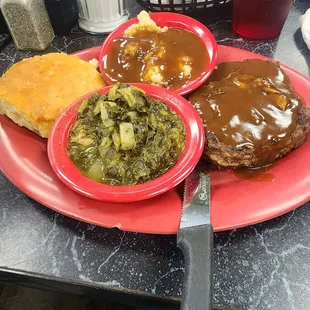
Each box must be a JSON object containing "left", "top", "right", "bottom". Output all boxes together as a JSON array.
[
  {"left": 189, "top": 59, "right": 303, "bottom": 166},
  {"left": 233, "top": 166, "right": 275, "bottom": 183},
  {"left": 103, "top": 28, "right": 208, "bottom": 89}
]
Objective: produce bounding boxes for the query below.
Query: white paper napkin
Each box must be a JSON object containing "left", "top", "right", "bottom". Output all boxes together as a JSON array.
[{"left": 300, "top": 8, "right": 310, "bottom": 50}]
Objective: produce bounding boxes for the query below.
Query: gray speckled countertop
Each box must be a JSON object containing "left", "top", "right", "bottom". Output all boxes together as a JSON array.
[{"left": 1, "top": 1, "right": 310, "bottom": 309}]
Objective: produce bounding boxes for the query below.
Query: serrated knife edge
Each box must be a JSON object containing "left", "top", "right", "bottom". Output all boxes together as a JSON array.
[{"left": 180, "top": 165, "right": 211, "bottom": 229}]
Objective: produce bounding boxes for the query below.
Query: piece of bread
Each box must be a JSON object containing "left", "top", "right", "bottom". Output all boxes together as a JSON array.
[{"left": 0, "top": 53, "right": 105, "bottom": 138}]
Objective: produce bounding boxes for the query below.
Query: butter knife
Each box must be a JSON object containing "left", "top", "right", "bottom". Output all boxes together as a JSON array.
[{"left": 177, "top": 163, "right": 213, "bottom": 310}]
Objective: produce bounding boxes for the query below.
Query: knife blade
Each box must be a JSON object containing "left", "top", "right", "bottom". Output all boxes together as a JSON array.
[{"left": 177, "top": 162, "right": 213, "bottom": 310}]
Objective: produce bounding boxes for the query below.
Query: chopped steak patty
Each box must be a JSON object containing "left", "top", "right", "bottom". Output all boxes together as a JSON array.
[{"left": 189, "top": 59, "right": 310, "bottom": 168}]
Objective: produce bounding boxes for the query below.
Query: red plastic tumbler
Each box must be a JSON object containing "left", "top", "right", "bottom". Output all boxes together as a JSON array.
[{"left": 232, "top": 0, "right": 293, "bottom": 40}]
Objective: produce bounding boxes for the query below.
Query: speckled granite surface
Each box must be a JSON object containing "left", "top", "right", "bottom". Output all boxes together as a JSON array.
[{"left": 1, "top": 0, "right": 310, "bottom": 309}]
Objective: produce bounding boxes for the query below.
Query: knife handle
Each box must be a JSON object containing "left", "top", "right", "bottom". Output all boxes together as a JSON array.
[{"left": 177, "top": 224, "right": 213, "bottom": 310}]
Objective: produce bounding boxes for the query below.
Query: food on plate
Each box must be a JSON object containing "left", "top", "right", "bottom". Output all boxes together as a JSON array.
[
  {"left": 67, "top": 83, "right": 186, "bottom": 186},
  {"left": 0, "top": 53, "right": 105, "bottom": 138},
  {"left": 88, "top": 58, "right": 100, "bottom": 69},
  {"left": 124, "top": 10, "right": 168, "bottom": 36},
  {"left": 189, "top": 59, "right": 310, "bottom": 168},
  {"left": 103, "top": 11, "right": 207, "bottom": 89}
]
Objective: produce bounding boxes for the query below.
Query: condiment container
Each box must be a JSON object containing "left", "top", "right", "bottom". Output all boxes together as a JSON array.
[
  {"left": 76, "top": 0, "right": 128, "bottom": 34},
  {"left": 44, "top": 0, "right": 78, "bottom": 34},
  {"left": 1, "top": 0, "right": 55, "bottom": 50}
]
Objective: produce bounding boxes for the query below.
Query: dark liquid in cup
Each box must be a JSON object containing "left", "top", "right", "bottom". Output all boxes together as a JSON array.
[{"left": 232, "top": 0, "right": 292, "bottom": 40}]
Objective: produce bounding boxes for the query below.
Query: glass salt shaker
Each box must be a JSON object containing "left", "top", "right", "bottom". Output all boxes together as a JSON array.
[
  {"left": 77, "top": 0, "right": 129, "bottom": 34},
  {"left": 1, "top": 0, "right": 55, "bottom": 51}
]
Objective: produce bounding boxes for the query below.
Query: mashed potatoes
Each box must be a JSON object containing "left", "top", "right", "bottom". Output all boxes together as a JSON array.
[
  {"left": 104, "top": 10, "right": 207, "bottom": 89},
  {"left": 124, "top": 11, "right": 168, "bottom": 37}
]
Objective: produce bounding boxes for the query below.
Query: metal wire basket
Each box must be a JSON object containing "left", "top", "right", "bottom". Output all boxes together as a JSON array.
[{"left": 136, "top": 0, "right": 232, "bottom": 13}]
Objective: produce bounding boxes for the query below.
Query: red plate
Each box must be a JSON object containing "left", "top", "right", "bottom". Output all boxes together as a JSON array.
[
  {"left": 98, "top": 12, "right": 218, "bottom": 96},
  {"left": 1, "top": 45, "right": 310, "bottom": 234},
  {"left": 48, "top": 84, "right": 205, "bottom": 202}
]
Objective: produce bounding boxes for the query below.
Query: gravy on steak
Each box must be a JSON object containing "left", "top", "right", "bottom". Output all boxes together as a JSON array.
[{"left": 189, "top": 59, "right": 304, "bottom": 166}]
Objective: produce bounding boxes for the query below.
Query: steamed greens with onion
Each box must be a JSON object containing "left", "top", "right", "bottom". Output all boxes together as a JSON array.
[{"left": 67, "top": 83, "right": 186, "bottom": 186}]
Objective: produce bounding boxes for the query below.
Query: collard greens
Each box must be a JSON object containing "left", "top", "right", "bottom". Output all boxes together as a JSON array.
[{"left": 67, "top": 83, "right": 186, "bottom": 186}]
